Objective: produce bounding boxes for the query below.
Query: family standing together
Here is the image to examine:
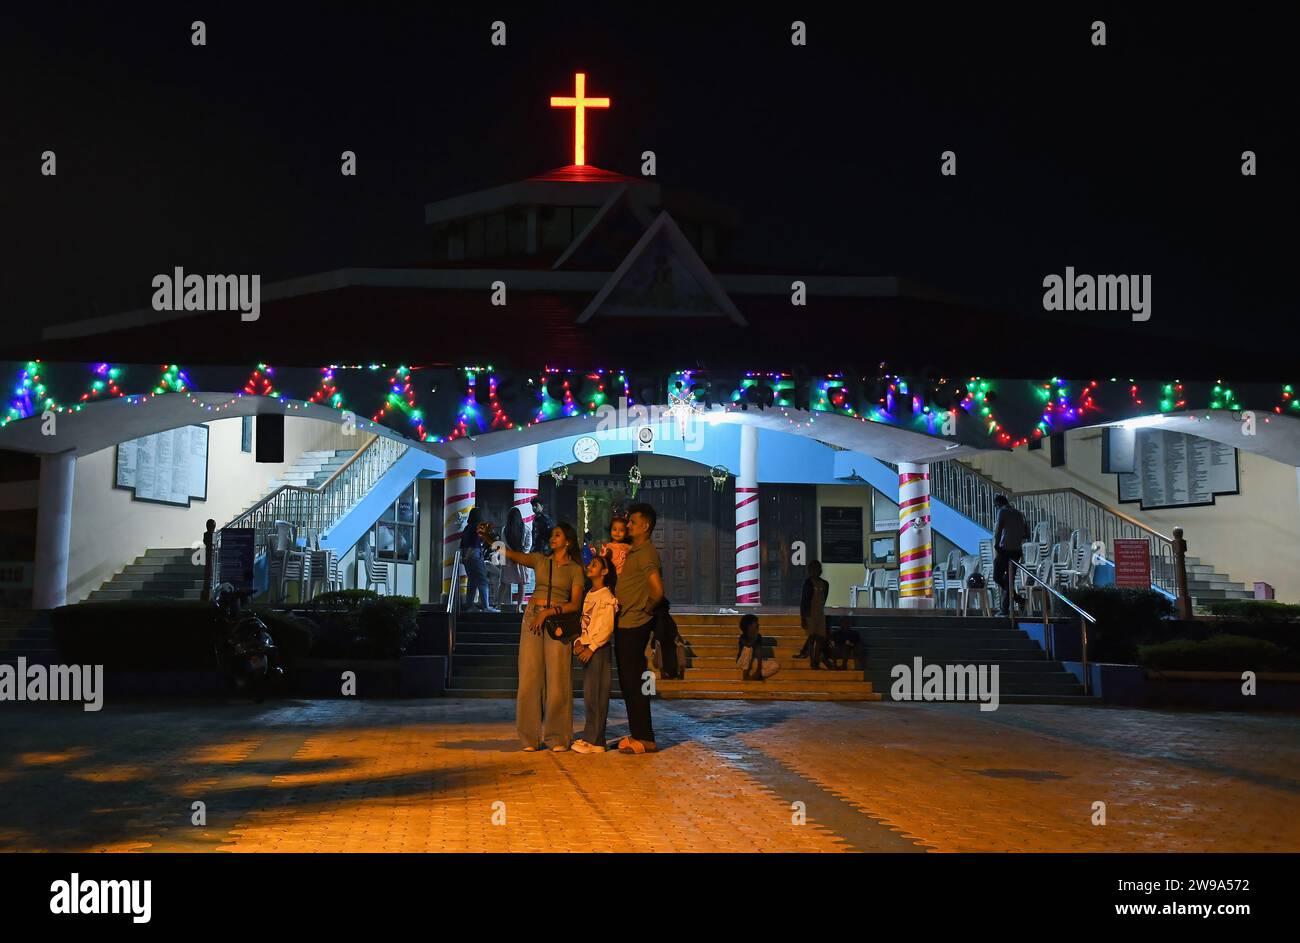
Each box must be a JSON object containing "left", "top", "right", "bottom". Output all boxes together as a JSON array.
[{"left": 481, "top": 503, "right": 663, "bottom": 755}]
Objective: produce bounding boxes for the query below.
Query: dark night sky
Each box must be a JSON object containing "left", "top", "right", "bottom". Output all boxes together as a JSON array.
[{"left": 1, "top": 5, "right": 1295, "bottom": 364}]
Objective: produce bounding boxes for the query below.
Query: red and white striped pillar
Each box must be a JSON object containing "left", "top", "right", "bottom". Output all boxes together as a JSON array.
[
  {"left": 898, "top": 462, "right": 934, "bottom": 608},
  {"left": 735, "top": 425, "right": 761, "bottom": 606},
  {"left": 513, "top": 444, "right": 538, "bottom": 553},
  {"left": 441, "top": 455, "right": 476, "bottom": 601}
]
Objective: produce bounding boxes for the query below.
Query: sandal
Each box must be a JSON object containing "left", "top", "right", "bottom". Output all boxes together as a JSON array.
[{"left": 619, "top": 738, "right": 657, "bottom": 755}]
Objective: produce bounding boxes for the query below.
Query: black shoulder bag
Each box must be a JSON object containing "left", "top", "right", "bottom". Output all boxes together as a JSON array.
[{"left": 540, "top": 558, "right": 583, "bottom": 644}]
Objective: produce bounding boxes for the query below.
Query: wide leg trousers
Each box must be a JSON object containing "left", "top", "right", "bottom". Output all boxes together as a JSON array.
[{"left": 516, "top": 622, "right": 573, "bottom": 749}]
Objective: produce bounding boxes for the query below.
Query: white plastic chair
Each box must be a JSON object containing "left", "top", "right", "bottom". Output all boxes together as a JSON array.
[
  {"left": 849, "top": 558, "right": 871, "bottom": 609},
  {"left": 959, "top": 555, "right": 992, "bottom": 616},
  {"left": 365, "top": 545, "right": 391, "bottom": 596},
  {"left": 308, "top": 549, "right": 341, "bottom": 598}
]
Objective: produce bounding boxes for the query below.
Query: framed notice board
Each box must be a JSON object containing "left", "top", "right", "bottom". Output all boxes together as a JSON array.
[
  {"left": 115, "top": 425, "right": 210, "bottom": 507},
  {"left": 820, "top": 506, "right": 864, "bottom": 564}
]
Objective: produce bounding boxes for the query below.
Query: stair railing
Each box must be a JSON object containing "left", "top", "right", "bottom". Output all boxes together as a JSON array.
[
  {"left": 928, "top": 459, "right": 1178, "bottom": 596},
  {"left": 1010, "top": 558, "right": 1096, "bottom": 695},
  {"left": 445, "top": 549, "right": 462, "bottom": 689},
  {"left": 212, "top": 433, "right": 409, "bottom": 594}
]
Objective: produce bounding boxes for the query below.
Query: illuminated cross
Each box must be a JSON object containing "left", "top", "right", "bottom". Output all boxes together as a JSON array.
[{"left": 550, "top": 72, "right": 610, "bottom": 166}]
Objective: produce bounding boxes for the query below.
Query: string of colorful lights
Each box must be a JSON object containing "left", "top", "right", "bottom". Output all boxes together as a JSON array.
[{"left": 4, "top": 361, "right": 1300, "bottom": 442}]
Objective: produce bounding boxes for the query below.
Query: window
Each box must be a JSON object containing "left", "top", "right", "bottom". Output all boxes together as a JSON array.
[
  {"left": 375, "top": 482, "right": 418, "bottom": 562},
  {"left": 872, "top": 489, "right": 899, "bottom": 531},
  {"left": 485, "top": 213, "right": 507, "bottom": 256},
  {"left": 241, "top": 416, "right": 253, "bottom": 453},
  {"left": 541, "top": 206, "right": 572, "bottom": 250},
  {"left": 466, "top": 217, "right": 485, "bottom": 258}
]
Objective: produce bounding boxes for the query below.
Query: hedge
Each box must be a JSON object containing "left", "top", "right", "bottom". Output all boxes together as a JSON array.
[
  {"left": 1201, "top": 600, "right": 1300, "bottom": 623},
  {"left": 1063, "top": 587, "right": 1175, "bottom": 663},
  {"left": 52, "top": 600, "right": 313, "bottom": 670},
  {"left": 1138, "top": 635, "right": 1300, "bottom": 672}
]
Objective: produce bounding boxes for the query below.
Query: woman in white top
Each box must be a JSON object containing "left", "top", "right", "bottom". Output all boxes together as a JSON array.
[{"left": 571, "top": 552, "right": 618, "bottom": 754}]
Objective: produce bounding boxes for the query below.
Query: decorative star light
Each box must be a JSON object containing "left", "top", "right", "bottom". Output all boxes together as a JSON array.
[{"left": 666, "top": 381, "right": 703, "bottom": 439}]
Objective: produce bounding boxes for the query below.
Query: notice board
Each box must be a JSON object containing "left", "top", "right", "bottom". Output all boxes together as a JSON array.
[
  {"left": 820, "top": 506, "right": 864, "bottom": 564},
  {"left": 1116, "top": 429, "right": 1238, "bottom": 510},
  {"left": 115, "top": 425, "right": 209, "bottom": 506},
  {"left": 1113, "top": 538, "right": 1153, "bottom": 588}
]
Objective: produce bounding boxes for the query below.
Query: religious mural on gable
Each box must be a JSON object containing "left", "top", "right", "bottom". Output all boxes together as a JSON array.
[{"left": 602, "top": 230, "right": 723, "bottom": 316}]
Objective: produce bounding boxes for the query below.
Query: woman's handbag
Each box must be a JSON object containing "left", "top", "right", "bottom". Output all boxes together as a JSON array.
[{"left": 539, "top": 559, "right": 582, "bottom": 643}]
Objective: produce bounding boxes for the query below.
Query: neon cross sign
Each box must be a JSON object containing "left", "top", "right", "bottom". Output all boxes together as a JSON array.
[{"left": 550, "top": 72, "right": 610, "bottom": 166}]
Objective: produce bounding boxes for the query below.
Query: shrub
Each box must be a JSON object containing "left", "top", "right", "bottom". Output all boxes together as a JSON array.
[
  {"left": 52, "top": 601, "right": 220, "bottom": 670},
  {"left": 253, "top": 608, "right": 316, "bottom": 661},
  {"left": 53, "top": 600, "right": 317, "bottom": 670},
  {"left": 1202, "top": 600, "right": 1300, "bottom": 623},
  {"left": 1064, "top": 587, "right": 1175, "bottom": 663},
  {"left": 305, "top": 592, "right": 420, "bottom": 659},
  {"left": 1138, "top": 635, "right": 1300, "bottom": 672}
]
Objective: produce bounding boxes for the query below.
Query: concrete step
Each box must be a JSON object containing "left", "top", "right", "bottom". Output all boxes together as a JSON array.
[
  {"left": 658, "top": 690, "right": 883, "bottom": 701},
  {"left": 141, "top": 548, "right": 193, "bottom": 559},
  {"left": 121, "top": 562, "right": 204, "bottom": 577},
  {"left": 86, "top": 588, "right": 204, "bottom": 601},
  {"left": 656, "top": 677, "right": 877, "bottom": 693},
  {"left": 92, "top": 578, "right": 204, "bottom": 592}
]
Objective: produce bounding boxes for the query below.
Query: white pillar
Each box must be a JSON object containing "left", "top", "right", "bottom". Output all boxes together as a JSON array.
[
  {"left": 441, "top": 455, "right": 476, "bottom": 601},
  {"left": 735, "top": 425, "right": 761, "bottom": 606},
  {"left": 33, "top": 450, "right": 76, "bottom": 609},
  {"left": 514, "top": 444, "right": 539, "bottom": 553},
  {"left": 898, "top": 462, "right": 934, "bottom": 609}
]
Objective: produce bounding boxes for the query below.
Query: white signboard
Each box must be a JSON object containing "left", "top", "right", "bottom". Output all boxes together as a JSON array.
[
  {"left": 1117, "top": 429, "right": 1238, "bottom": 510},
  {"left": 116, "top": 425, "right": 209, "bottom": 506}
]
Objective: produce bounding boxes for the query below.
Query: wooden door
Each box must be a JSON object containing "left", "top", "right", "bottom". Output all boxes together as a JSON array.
[
  {"left": 759, "top": 484, "right": 816, "bottom": 606},
  {"left": 642, "top": 483, "right": 691, "bottom": 604}
]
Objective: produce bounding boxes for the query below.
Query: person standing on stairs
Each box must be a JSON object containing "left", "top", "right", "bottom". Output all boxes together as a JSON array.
[
  {"left": 992, "top": 494, "right": 1030, "bottom": 616},
  {"left": 483, "top": 519, "right": 586, "bottom": 752},
  {"left": 800, "top": 560, "right": 834, "bottom": 669},
  {"left": 460, "top": 508, "right": 498, "bottom": 613}
]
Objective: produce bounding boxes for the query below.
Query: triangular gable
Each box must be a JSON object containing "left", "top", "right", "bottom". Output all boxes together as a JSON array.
[{"left": 576, "top": 211, "right": 747, "bottom": 325}]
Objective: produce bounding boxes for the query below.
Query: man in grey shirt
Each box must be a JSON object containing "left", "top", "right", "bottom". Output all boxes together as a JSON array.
[
  {"left": 613, "top": 502, "right": 664, "bottom": 753},
  {"left": 992, "top": 494, "right": 1030, "bottom": 615}
]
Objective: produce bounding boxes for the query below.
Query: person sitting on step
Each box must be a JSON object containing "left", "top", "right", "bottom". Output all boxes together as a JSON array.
[{"left": 737, "top": 613, "right": 768, "bottom": 680}]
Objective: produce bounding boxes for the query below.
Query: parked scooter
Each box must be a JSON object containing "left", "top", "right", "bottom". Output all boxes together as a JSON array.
[{"left": 213, "top": 582, "right": 283, "bottom": 702}]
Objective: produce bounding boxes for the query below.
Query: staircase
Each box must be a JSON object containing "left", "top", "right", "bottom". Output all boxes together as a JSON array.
[
  {"left": 658, "top": 614, "right": 880, "bottom": 700},
  {"left": 446, "top": 612, "right": 881, "bottom": 701},
  {"left": 0, "top": 609, "right": 56, "bottom": 668},
  {"left": 84, "top": 449, "right": 360, "bottom": 603},
  {"left": 85, "top": 547, "right": 205, "bottom": 602},
  {"left": 1183, "top": 557, "right": 1254, "bottom": 604},
  {"left": 238, "top": 449, "right": 357, "bottom": 513},
  {"left": 931, "top": 459, "right": 1252, "bottom": 608},
  {"left": 852, "top": 615, "right": 1094, "bottom": 704},
  {"left": 446, "top": 611, "right": 624, "bottom": 698}
]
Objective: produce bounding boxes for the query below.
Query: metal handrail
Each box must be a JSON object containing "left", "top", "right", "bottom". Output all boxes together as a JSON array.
[
  {"left": 212, "top": 433, "right": 409, "bottom": 595},
  {"left": 445, "top": 549, "right": 462, "bottom": 689},
  {"left": 1010, "top": 557, "right": 1095, "bottom": 695},
  {"left": 929, "top": 459, "right": 1178, "bottom": 596}
]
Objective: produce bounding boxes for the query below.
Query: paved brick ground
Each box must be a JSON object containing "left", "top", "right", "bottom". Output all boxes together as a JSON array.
[{"left": 0, "top": 698, "right": 1297, "bottom": 852}]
